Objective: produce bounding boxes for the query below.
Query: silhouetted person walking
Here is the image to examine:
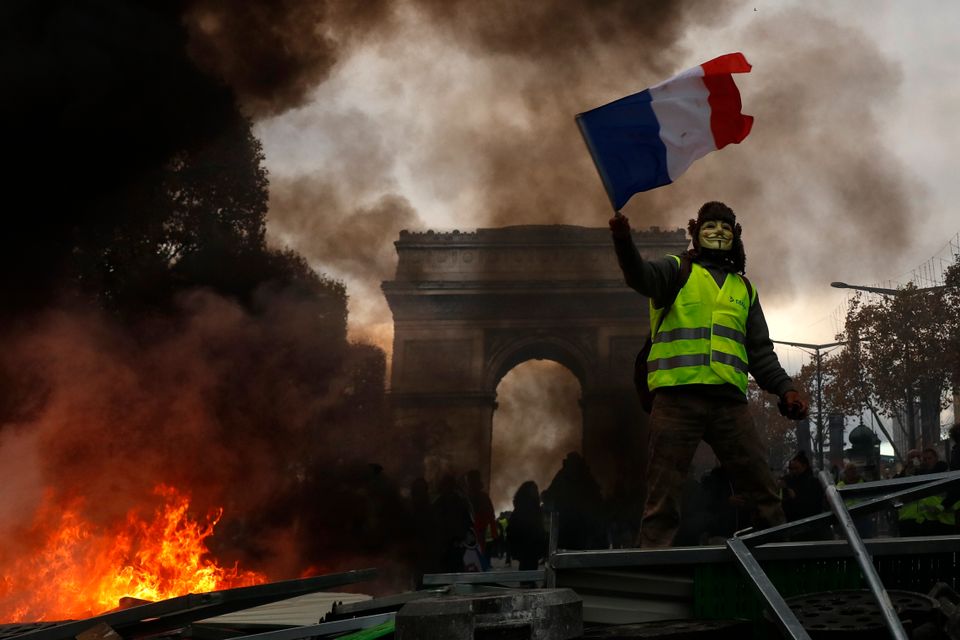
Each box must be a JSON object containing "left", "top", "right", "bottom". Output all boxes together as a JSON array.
[
  {"left": 780, "top": 451, "right": 826, "bottom": 540},
  {"left": 465, "top": 469, "right": 498, "bottom": 567},
  {"left": 432, "top": 473, "right": 473, "bottom": 573},
  {"left": 508, "top": 481, "right": 547, "bottom": 572},
  {"left": 542, "top": 452, "right": 606, "bottom": 550},
  {"left": 406, "top": 477, "right": 439, "bottom": 584}
]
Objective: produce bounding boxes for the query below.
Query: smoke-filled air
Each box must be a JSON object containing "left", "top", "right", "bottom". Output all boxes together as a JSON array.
[{"left": 0, "top": 0, "right": 937, "bottom": 620}]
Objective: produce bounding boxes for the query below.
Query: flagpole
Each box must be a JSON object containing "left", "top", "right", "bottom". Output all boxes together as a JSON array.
[{"left": 574, "top": 114, "right": 622, "bottom": 218}]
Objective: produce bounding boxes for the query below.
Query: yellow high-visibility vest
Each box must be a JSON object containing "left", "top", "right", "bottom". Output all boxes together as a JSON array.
[
  {"left": 647, "top": 257, "right": 756, "bottom": 394},
  {"left": 837, "top": 478, "right": 865, "bottom": 507},
  {"left": 898, "top": 494, "right": 945, "bottom": 524}
]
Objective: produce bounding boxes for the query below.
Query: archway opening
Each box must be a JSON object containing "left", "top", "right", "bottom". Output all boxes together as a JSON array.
[{"left": 489, "top": 359, "right": 582, "bottom": 513}]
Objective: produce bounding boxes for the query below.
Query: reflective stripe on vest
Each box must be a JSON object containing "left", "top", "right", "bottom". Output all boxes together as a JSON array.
[{"left": 647, "top": 257, "right": 755, "bottom": 394}]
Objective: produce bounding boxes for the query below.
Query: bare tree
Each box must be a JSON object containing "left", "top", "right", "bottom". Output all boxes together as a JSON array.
[{"left": 828, "top": 253, "right": 960, "bottom": 447}]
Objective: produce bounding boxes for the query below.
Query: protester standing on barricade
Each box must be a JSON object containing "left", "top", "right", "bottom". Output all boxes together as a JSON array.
[{"left": 611, "top": 203, "right": 809, "bottom": 547}]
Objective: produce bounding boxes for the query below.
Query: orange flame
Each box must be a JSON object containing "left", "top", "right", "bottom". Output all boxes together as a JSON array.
[{"left": 0, "top": 485, "right": 266, "bottom": 623}]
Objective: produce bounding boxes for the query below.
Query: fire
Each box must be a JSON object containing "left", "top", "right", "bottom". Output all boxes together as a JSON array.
[{"left": 0, "top": 485, "right": 266, "bottom": 623}]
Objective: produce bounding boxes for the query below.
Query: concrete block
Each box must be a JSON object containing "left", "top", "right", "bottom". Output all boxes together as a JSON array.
[{"left": 395, "top": 588, "right": 582, "bottom": 640}]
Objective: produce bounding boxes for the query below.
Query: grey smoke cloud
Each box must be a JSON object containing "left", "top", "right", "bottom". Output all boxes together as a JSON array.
[
  {"left": 258, "top": 0, "right": 740, "bottom": 345},
  {"left": 261, "top": 3, "right": 922, "bottom": 332},
  {"left": 637, "top": 8, "right": 925, "bottom": 301}
]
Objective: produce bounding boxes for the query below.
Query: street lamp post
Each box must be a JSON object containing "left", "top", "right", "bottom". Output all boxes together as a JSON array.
[
  {"left": 830, "top": 282, "right": 912, "bottom": 296},
  {"left": 831, "top": 282, "right": 950, "bottom": 295},
  {"left": 770, "top": 339, "right": 844, "bottom": 470}
]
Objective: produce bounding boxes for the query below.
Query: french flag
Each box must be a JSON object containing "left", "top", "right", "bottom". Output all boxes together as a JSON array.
[{"left": 576, "top": 53, "right": 754, "bottom": 211}]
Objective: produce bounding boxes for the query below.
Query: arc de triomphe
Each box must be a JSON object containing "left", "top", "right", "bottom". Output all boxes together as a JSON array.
[{"left": 382, "top": 225, "right": 688, "bottom": 494}]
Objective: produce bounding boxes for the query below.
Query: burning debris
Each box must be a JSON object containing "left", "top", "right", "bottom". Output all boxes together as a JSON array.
[{"left": 0, "top": 485, "right": 265, "bottom": 623}]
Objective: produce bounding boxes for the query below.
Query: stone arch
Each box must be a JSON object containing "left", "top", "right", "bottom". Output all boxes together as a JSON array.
[
  {"left": 383, "top": 224, "right": 688, "bottom": 494},
  {"left": 484, "top": 333, "right": 591, "bottom": 394},
  {"left": 489, "top": 356, "right": 584, "bottom": 512}
]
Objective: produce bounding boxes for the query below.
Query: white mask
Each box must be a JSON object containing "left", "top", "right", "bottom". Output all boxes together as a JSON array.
[{"left": 698, "top": 220, "right": 734, "bottom": 251}]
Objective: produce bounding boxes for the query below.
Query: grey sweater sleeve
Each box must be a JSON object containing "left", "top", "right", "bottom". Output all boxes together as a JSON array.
[
  {"left": 612, "top": 233, "right": 681, "bottom": 308},
  {"left": 746, "top": 292, "right": 795, "bottom": 397}
]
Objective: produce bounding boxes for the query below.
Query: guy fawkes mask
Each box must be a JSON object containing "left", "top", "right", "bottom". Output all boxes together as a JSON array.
[{"left": 698, "top": 219, "right": 733, "bottom": 251}]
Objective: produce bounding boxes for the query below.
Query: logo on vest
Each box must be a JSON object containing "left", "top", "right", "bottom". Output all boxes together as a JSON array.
[{"left": 729, "top": 295, "right": 747, "bottom": 310}]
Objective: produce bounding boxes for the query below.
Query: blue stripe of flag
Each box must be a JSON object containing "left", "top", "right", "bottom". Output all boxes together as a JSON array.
[{"left": 575, "top": 89, "right": 670, "bottom": 211}]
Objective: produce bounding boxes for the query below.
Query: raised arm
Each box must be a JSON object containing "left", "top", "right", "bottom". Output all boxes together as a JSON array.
[{"left": 609, "top": 215, "right": 682, "bottom": 308}]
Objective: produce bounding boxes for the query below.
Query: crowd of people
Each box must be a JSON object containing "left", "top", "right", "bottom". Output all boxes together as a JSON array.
[
  {"left": 402, "top": 452, "right": 615, "bottom": 584},
  {"left": 398, "top": 424, "right": 959, "bottom": 585},
  {"left": 679, "top": 432, "right": 960, "bottom": 545},
  {"left": 892, "top": 426, "right": 959, "bottom": 537}
]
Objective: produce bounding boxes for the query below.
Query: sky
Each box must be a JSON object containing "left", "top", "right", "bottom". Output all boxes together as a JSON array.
[
  {"left": 255, "top": 0, "right": 960, "bottom": 367},
  {"left": 250, "top": 1, "right": 960, "bottom": 495}
]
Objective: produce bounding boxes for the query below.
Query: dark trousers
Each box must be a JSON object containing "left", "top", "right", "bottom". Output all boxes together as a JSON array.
[{"left": 639, "top": 392, "right": 785, "bottom": 547}]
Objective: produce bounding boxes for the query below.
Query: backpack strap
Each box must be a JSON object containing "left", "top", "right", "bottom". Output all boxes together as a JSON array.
[
  {"left": 654, "top": 255, "right": 694, "bottom": 333},
  {"left": 675, "top": 255, "right": 693, "bottom": 303},
  {"left": 740, "top": 273, "right": 755, "bottom": 306}
]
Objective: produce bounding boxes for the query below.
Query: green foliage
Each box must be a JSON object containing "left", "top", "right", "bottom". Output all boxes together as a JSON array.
[
  {"left": 67, "top": 110, "right": 355, "bottom": 350},
  {"left": 71, "top": 113, "right": 274, "bottom": 312}
]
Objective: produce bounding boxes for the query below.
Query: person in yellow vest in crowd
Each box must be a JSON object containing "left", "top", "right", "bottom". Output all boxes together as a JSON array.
[
  {"left": 836, "top": 461, "right": 863, "bottom": 489},
  {"left": 897, "top": 446, "right": 954, "bottom": 536},
  {"left": 610, "top": 201, "right": 809, "bottom": 548}
]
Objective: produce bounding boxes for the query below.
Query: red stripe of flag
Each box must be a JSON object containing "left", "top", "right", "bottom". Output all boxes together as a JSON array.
[
  {"left": 700, "top": 53, "right": 754, "bottom": 149},
  {"left": 700, "top": 52, "right": 752, "bottom": 75}
]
